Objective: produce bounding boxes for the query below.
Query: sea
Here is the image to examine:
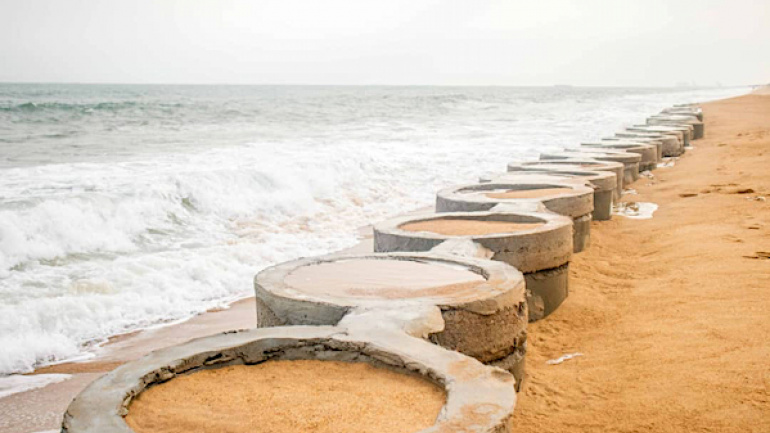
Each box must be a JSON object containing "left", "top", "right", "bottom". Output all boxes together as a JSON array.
[{"left": 0, "top": 83, "right": 748, "bottom": 375}]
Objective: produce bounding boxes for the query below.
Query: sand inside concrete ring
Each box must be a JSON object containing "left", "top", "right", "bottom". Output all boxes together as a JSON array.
[
  {"left": 400, "top": 218, "right": 544, "bottom": 235},
  {"left": 484, "top": 187, "right": 575, "bottom": 199},
  {"left": 125, "top": 360, "right": 446, "bottom": 433},
  {"left": 284, "top": 258, "right": 485, "bottom": 299}
]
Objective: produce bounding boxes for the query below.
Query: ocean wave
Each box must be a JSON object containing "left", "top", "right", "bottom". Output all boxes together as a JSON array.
[{"left": 0, "top": 101, "right": 143, "bottom": 113}]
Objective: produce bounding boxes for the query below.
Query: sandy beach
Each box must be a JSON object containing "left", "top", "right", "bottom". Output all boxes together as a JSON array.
[
  {"left": 514, "top": 91, "right": 770, "bottom": 432},
  {"left": 2, "top": 90, "right": 769, "bottom": 433}
]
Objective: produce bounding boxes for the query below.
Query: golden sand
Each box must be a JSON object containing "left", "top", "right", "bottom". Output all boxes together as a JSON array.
[
  {"left": 125, "top": 360, "right": 446, "bottom": 433},
  {"left": 513, "top": 94, "right": 770, "bottom": 432},
  {"left": 400, "top": 218, "right": 544, "bottom": 236},
  {"left": 485, "top": 187, "right": 574, "bottom": 199}
]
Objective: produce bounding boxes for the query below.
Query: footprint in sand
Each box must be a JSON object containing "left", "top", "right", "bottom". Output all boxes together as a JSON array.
[{"left": 742, "top": 252, "right": 770, "bottom": 260}]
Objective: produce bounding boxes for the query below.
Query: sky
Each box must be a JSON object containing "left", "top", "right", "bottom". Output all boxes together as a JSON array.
[{"left": 0, "top": 0, "right": 768, "bottom": 87}]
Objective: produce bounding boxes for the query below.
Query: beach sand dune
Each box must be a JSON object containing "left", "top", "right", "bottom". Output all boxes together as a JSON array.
[{"left": 512, "top": 93, "right": 770, "bottom": 432}]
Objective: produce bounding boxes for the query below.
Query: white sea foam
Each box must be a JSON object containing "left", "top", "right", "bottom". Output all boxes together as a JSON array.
[
  {"left": 0, "top": 373, "right": 71, "bottom": 399},
  {"left": 0, "top": 84, "right": 750, "bottom": 374},
  {"left": 614, "top": 202, "right": 659, "bottom": 219}
]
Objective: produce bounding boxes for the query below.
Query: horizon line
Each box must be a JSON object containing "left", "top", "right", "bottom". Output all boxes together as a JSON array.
[{"left": 0, "top": 81, "right": 757, "bottom": 89}]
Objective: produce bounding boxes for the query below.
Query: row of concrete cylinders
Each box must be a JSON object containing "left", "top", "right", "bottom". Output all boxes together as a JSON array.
[{"left": 62, "top": 104, "right": 704, "bottom": 433}]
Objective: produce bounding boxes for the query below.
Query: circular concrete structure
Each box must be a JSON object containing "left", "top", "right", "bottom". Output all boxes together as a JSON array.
[
  {"left": 580, "top": 141, "right": 658, "bottom": 171},
  {"left": 648, "top": 115, "right": 704, "bottom": 139},
  {"left": 614, "top": 131, "right": 683, "bottom": 156},
  {"left": 373, "top": 211, "right": 573, "bottom": 322},
  {"left": 62, "top": 327, "right": 517, "bottom": 433},
  {"left": 601, "top": 137, "right": 663, "bottom": 162},
  {"left": 435, "top": 181, "right": 594, "bottom": 252},
  {"left": 506, "top": 159, "right": 625, "bottom": 195},
  {"left": 629, "top": 125, "right": 692, "bottom": 147},
  {"left": 662, "top": 106, "right": 703, "bottom": 121},
  {"left": 626, "top": 126, "right": 688, "bottom": 148},
  {"left": 479, "top": 171, "right": 616, "bottom": 220},
  {"left": 255, "top": 253, "right": 529, "bottom": 387},
  {"left": 538, "top": 150, "right": 641, "bottom": 186}
]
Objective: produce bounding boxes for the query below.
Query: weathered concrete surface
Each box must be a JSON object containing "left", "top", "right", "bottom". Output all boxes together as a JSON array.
[
  {"left": 62, "top": 327, "right": 518, "bottom": 433},
  {"left": 506, "top": 159, "right": 625, "bottom": 197},
  {"left": 435, "top": 181, "right": 594, "bottom": 219},
  {"left": 254, "top": 252, "right": 529, "bottom": 386},
  {"left": 648, "top": 114, "right": 704, "bottom": 139},
  {"left": 538, "top": 150, "right": 641, "bottom": 185},
  {"left": 662, "top": 106, "right": 703, "bottom": 121},
  {"left": 601, "top": 137, "right": 663, "bottom": 162},
  {"left": 480, "top": 171, "right": 616, "bottom": 220},
  {"left": 629, "top": 124, "right": 692, "bottom": 146},
  {"left": 374, "top": 211, "right": 573, "bottom": 273},
  {"left": 571, "top": 213, "right": 592, "bottom": 253},
  {"left": 434, "top": 181, "right": 593, "bottom": 253},
  {"left": 614, "top": 131, "right": 683, "bottom": 156},
  {"left": 580, "top": 141, "right": 658, "bottom": 170},
  {"left": 373, "top": 211, "right": 574, "bottom": 323},
  {"left": 524, "top": 262, "right": 570, "bottom": 322}
]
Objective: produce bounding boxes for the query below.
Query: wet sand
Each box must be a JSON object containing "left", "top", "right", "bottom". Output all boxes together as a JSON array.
[
  {"left": 400, "top": 218, "right": 544, "bottom": 235},
  {"left": 284, "top": 258, "right": 485, "bottom": 299},
  {"left": 484, "top": 187, "right": 574, "bottom": 199},
  {"left": 126, "top": 360, "right": 445, "bottom": 433},
  {"left": 513, "top": 92, "right": 770, "bottom": 432},
  {"left": 4, "top": 93, "right": 770, "bottom": 433}
]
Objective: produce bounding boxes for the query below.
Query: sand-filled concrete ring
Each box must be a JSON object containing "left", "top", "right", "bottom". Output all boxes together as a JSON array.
[
  {"left": 435, "top": 181, "right": 594, "bottom": 252},
  {"left": 629, "top": 125, "right": 691, "bottom": 147},
  {"left": 614, "top": 131, "right": 683, "bottom": 156},
  {"left": 626, "top": 126, "right": 688, "bottom": 148},
  {"left": 537, "top": 151, "right": 641, "bottom": 186},
  {"left": 506, "top": 159, "right": 625, "bottom": 196},
  {"left": 62, "top": 327, "right": 517, "bottom": 433},
  {"left": 479, "top": 172, "right": 616, "bottom": 221},
  {"left": 373, "top": 211, "right": 574, "bottom": 321},
  {"left": 580, "top": 141, "right": 658, "bottom": 171},
  {"left": 601, "top": 137, "right": 663, "bottom": 162},
  {"left": 254, "top": 253, "right": 529, "bottom": 387},
  {"left": 662, "top": 106, "right": 703, "bottom": 121},
  {"left": 648, "top": 115, "right": 704, "bottom": 139}
]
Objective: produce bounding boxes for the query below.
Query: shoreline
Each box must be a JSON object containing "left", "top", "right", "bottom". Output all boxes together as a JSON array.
[{"left": 3, "top": 90, "right": 769, "bottom": 432}]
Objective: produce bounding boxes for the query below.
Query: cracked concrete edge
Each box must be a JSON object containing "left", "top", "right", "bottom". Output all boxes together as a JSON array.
[
  {"left": 435, "top": 181, "right": 594, "bottom": 220},
  {"left": 372, "top": 210, "right": 573, "bottom": 273},
  {"left": 61, "top": 326, "right": 517, "bottom": 433}
]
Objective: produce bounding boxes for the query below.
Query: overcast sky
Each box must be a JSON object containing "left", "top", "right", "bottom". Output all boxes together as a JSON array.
[{"left": 1, "top": 0, "right": 767, "bottom": 86}]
